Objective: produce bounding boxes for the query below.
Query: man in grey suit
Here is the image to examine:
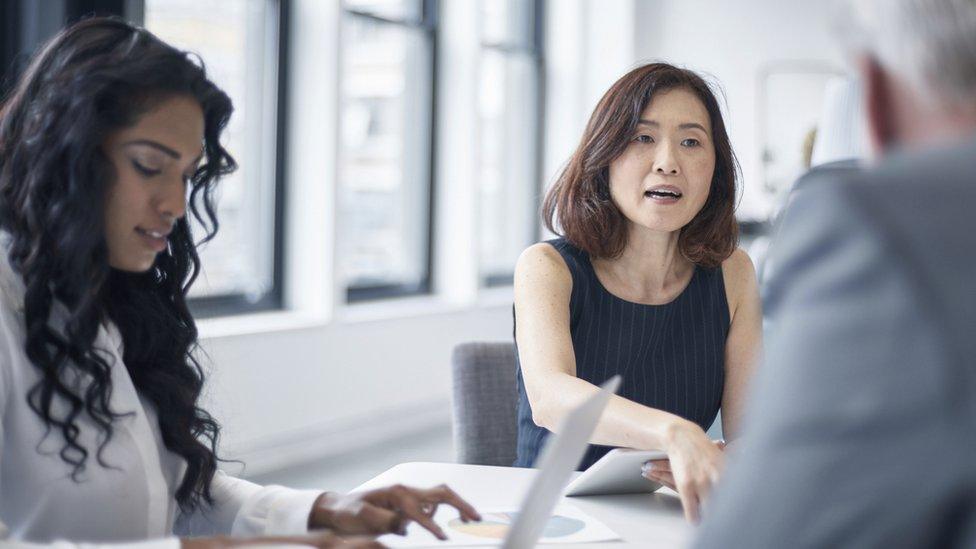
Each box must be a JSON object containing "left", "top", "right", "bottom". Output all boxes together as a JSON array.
[{"left": 696, "top": 0, "right": 976, "bottom": 547}]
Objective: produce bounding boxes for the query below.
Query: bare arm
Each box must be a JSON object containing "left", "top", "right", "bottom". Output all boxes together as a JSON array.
[
  {"left": 514, "top": 243, "right": 722, "bottom": 522},
  {"left": 719, "top": 249, "right": 763, "bottom": 441}
]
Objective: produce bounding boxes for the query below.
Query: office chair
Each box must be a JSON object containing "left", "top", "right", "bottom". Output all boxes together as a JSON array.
[{"left": 450, "top": 342, "right": 518, "bottom": 466}]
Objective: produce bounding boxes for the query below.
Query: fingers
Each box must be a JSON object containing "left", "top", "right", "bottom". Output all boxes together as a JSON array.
[
  {"left": 677, "top": 486, "right": 701, "bottom": 524},
  {"left": 384, "top": 485, "right": 449, "bottom": 540},
  {"left": 643, "top": 459, "right": 671, "bottom": 473},
  {"left": 675, "top": 468, "right": 720, "bottom": 524},
  {"left": 358, "top": 483, "right": 481, "bottom": 541},
  {"left": 401, "top": 505, "right": 446, "bottom": 540},
  {"left": 660, "top": 463, "right": 720, "bottom": 523},
  {"left": 422, "top": 484, "right": 482, "bottom": 522},
  {"left": 672, "top": 461, "right": 722, "bottom": 523},
  {"left": 361, "top": 503, "right": 406, "bottom": 536},
  {"left": 652, "top": 426, "right": 729, "bottom": 524},
  {"left": 642, "top": 469, "right": 676, "bottom": 491},
  {"left": 696, "top": 473, "right": 714, "bottom": 504}
]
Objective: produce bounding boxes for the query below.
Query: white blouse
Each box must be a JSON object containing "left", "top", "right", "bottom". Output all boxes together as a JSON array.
[{"left": 0, "top": 240, "right": 322, "bottom": 548}]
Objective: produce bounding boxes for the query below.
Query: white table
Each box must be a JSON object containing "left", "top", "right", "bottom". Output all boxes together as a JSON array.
[{"left": 355, "top": 462, "right": 692, "bottom": 548}]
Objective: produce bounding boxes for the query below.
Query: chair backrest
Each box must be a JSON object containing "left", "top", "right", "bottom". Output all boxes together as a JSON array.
[{"left": 451, "top": 342, "right": 518, "bottom": 466}]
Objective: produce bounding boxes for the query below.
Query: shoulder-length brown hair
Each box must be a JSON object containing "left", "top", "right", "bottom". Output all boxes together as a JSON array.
[{"left": 542, "top": 62, "right": 739, "bottom": 268}]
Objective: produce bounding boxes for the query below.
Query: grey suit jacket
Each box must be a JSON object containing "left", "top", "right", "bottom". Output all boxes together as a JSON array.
[{"left": 696, "top": 136, "right": 976, "bottom": 548}]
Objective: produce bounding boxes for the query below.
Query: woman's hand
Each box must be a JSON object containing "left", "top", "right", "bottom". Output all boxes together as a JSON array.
[
  {"left": 308, "top": 484, "right": 481, "bottom": 540},
  {"left": 642, "top": 439, "right": 726, "bottom": 492},
  {"left": 645, "top": 422, "right": 725, "bottom": 523},
  {"left": 181, "top": 531, "right": 385, "bottom": 548}
]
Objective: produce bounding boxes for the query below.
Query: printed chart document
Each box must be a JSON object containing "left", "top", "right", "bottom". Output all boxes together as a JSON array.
[{"left": 379, "top": 503, "right": 620, "bottom": 547}]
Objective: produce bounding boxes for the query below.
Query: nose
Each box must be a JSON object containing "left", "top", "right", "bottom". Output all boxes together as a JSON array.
[
  {"left": 653, "top": 141, "right": 680, "bottom": 175},
  {"left": 157, "top": 175, "right": 188, "bottom": 222}
]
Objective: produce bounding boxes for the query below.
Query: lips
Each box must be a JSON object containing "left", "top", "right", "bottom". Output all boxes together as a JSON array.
[
  {"left": 135, "top": 226, "right": 171, "bottom": 252},
  {"left": 643, "top": 185, "right": 683, "bottom": 202},
  {"left": 136, "top": 227, "right": 170, "bottom": 239}
]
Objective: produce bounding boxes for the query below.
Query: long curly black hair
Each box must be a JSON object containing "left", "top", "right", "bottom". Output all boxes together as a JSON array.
[{"left": 0, "top": 17, "right": 236, "bottom": 511}]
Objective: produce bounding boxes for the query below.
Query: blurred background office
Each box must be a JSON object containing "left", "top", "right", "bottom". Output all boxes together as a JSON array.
[{"left": 0, "top": 0, "right": 863, "bottom": 491}]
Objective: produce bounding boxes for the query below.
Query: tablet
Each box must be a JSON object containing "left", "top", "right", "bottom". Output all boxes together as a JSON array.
[{"left": 564, "top": 448, "right": 667, "bottom": 497}]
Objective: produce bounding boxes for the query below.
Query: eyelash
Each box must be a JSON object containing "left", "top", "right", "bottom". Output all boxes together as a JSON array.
[
  {"left": 634, "top": 135, "right": 701, "bottom": 147},
  {"left": 131, "top": 160, "right": 161, "bottom": 177}
]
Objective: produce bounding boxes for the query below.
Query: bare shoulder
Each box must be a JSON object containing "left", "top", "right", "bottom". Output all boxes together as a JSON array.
[
  {"left": 721, "top": 248, "right": 757, "bottom": 285},
  {"left": 514, "top": 242, "right": 572, "bottom": 298},
  {"left": 516, "top": 242, "right": 570, "bottom": 280},
  {"left": 720, "top": 248, "right": 759, "bottom": 318}
]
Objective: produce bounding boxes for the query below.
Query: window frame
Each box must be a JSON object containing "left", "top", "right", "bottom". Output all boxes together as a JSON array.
[
  {"left": 0, "top": 1, "right": 290, "bottom": 319},
  {"left": 135, "top": 0, "right": 291, "bottom": 318},
  {"left": 477, "top": 0, "right": 545, "bottom": 288},
  {"left": 339, "top": 0, "right": 439, "bottom": 304}
]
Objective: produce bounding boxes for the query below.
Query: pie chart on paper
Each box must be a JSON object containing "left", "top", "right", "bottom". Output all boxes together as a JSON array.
[{"left": 447, "top": 512, "right": 586, "bottom": 540}]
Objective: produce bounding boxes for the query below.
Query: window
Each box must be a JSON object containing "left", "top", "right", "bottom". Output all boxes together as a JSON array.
[
  {"left": 477, "top": 0, "right": 543, "bottom": 287},
  {"left": 338, "top": 0, "right": 437, "bottom": 302},
  {"left": 143, "top": 0, "right": 285, "bottom": 316}
]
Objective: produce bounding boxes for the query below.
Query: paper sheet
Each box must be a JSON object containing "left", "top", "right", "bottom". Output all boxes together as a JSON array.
[{"left": 379, "top": 502, "right": 620, "bottom": 547}]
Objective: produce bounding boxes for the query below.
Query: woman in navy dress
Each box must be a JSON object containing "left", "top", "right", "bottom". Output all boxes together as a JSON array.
[{"left": 514, "top": 63, "right": 762, "bottom": 523}]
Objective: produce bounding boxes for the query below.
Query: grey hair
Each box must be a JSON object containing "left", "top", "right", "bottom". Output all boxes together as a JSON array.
[{"left": 836, "top": 0, "right": 976, "bottom": 109}]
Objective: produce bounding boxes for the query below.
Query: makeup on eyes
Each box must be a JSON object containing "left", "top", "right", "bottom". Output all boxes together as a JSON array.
[
  {"left": 130, "top": 158, "right": 162, "bottom": 176},
  {"left": 124, "top": 143, "right": 168, "bottom": 173},
  {"left": 632, "top": 135, "right": 705, "bottom": 149},
  {"left": 125, "top": 140, "right": 203, "bottom": 176}
]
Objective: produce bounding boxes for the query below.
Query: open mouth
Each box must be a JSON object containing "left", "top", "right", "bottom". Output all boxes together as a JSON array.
[
  {"left": 643, "top": 187, "right": 683, "bottom": 200},
  {"left": 135, "top": 227, "right": 170, "bottom": 252},
  {"left": 136, "top": 227, "right": 168, "bottom": 239}
]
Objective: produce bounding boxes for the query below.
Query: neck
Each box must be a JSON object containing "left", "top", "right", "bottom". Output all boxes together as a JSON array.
[
  {"left": 592, "top": 224, "right": 692, "bottom": 300},
  {"left": 876, "top": 81, "right": 976, "bottom": 156},
  {"left": 902, "top": 110, "right": 976, "bottom": 150}
]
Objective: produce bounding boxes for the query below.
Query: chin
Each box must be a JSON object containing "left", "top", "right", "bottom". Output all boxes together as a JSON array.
[
  {"left": 111, "top": 263, "right": 155, "bottom": 273},
  {"left": 633, "top": 217, "right": 691, "bottom": 234},
  {"left": 108, "top": 253, "right": 158, "bottom": 273}
]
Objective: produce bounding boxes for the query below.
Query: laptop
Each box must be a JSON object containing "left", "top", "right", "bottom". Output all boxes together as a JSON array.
[
  {"left": 383, "top": 375, "right": 621, "bottom": 548},
  {"left": 500, "top": 375, "right": 621, "bottom": 548}
]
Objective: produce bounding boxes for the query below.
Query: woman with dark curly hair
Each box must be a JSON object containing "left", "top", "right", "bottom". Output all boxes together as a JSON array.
[
  {"left": 513, "top": 63, "right": 762, "bottom": 523},
  {"left": 0, "top": 17, "right": 477, "bottom": 549}
]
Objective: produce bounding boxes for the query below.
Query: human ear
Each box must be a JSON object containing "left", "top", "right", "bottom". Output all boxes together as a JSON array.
[{"left": 860, "top": 56, "right": 896, "bottom": 155}]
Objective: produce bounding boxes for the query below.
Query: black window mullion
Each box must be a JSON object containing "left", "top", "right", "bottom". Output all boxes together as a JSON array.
[
  {"left": 189, "top": 0, "right": 288, "bottom": 318},
  {"left": 531, "top": 0, "right": 546, "bottom": 247},
  {"left": 269, "top": 0, "right": 291, "bottom": 318},
  {"left": 480, "top": 0, "right": 545, "bottom": 287},
  {"left": 343, "top": 9, "right": 427, "bottom": 30},
  {"left": 423, "top": 0, "right": 438, "bottom": 302},
  {"left": 341, "top": 0, "right": 438, "bottom": 303}
]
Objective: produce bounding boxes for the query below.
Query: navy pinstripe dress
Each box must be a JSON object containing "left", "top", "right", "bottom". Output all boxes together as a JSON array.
[{"left": 514, "top": 238, "right": 730, "bottom": 469}]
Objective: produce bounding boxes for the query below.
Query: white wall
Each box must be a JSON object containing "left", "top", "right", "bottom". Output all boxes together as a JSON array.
[
  {"left": 633, "top": 0, "right": 847, "bottom": 219},
  {"left": 199, "top": 305, "right": 512, "bottom": 475}
]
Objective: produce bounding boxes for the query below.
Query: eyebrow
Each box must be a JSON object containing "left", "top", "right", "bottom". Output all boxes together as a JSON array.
[
  {"left": 637, "top": 119, "right": 709, "bottom": 133},
  {"left": 124, "top": 139, "right": 204, "bottom": 169},
  {"left": 123, "top": 139, "right": 182, "bottom": 159}
]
